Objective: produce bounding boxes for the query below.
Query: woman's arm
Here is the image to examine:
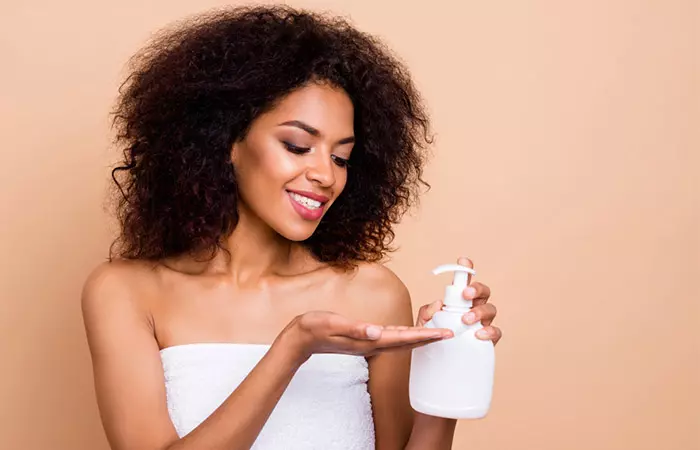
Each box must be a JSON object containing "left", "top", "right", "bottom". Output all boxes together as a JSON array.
[
  {"left": 366, "top": 273, "right": 457, "bottom": 450},
  {"left": 81, "top": 263, "right": 306, "bottom": 450}
]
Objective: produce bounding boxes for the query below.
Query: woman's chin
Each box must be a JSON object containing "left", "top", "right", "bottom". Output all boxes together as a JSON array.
[{"left": 276, "top": 223, "right": 319, "bottom": 242}]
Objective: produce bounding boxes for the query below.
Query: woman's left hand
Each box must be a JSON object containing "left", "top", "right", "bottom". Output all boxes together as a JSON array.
[{"left": 415, "top": 257, "right": 502, "bottom": 345}]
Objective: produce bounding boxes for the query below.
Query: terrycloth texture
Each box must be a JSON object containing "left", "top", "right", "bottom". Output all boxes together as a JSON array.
[{"left": 160, "top": 343, "right": 375, "bottom": 449}]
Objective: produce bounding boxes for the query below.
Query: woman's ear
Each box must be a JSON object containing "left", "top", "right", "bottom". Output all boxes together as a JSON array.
[{"left": 229, "top": 143, "right": 238, "bottom": 166}]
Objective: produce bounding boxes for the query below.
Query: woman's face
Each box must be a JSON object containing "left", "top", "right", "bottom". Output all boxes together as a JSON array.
[{"left": 231, "top": 83, "right": 355, "bottom": 241}]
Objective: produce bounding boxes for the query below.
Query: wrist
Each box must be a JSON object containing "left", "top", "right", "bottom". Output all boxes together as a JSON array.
[{"left": 273, "top": 318, "right": 312, "bottom": 367}]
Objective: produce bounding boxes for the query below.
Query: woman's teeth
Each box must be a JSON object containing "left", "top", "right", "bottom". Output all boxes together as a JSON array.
[{"left": 290, "top": 192, "right": 322, "bottom": 209}]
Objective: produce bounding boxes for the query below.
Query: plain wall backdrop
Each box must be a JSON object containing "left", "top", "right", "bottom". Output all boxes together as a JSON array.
[{"left": 1, "top": 1, "right": 698, "bottom": 449}]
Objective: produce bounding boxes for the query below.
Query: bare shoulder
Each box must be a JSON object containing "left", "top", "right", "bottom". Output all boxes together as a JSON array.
[
  {"left": 341, "top": 262, "right": 414, "bottom": 326},
  {"left": 81, "top": 259, "right": 158, "bottom": 328},
  {"left": 81, "top": 260, "right": 178, "bottom": 448}
]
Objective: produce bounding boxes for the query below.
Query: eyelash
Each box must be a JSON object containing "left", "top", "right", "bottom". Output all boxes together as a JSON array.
[{"left": 282, "top": 142, "right": 350, "bottom": 168}]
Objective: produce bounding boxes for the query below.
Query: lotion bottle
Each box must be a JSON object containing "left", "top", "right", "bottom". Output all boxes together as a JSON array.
[{"left": 409, "top": 263, "right": 495, "bottom": 419}]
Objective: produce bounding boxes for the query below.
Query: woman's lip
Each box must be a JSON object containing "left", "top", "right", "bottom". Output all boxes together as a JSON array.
[
  {"left": 286, "top": 189, "right": 330, "bottom": 203},
  {"left": 287, "top": 191, "right": 325, "bottom": 221}
]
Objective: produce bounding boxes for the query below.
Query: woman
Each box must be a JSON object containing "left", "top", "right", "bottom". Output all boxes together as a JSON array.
[{"left": 82, "top": 5, "right": 501, "bottom": 450}]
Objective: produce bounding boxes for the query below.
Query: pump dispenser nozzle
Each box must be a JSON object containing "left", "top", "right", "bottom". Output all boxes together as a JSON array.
[{"left": 433, "top": 263, "right": 477, "bottom": 308}]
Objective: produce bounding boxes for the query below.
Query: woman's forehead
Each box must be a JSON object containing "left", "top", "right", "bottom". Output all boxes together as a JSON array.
[{"left": 258, "top": 84, "right": 355, "bottom": 133}]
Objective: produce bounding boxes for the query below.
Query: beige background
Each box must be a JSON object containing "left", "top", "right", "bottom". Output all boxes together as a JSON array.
[{"left": 1, "top": 1, "right": 698, "bottom": 449}]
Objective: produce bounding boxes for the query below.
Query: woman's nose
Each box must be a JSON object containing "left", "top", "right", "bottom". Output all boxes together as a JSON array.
[{"left": 305, "top": 151, "right": 336, "bottom": 187}]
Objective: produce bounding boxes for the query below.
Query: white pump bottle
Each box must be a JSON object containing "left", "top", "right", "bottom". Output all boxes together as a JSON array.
[{"left": 409, "top": 263, "right": 495, "bottom": 419}]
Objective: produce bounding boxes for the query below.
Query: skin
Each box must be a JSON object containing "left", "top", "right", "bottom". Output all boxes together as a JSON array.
[{"left": 82, "top": 83, "right": 502, "bottom": 450}]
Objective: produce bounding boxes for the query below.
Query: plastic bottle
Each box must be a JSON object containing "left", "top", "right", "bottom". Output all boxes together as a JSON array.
[{"left": 409, "top": 263, "right": 495, "bottom": 419}]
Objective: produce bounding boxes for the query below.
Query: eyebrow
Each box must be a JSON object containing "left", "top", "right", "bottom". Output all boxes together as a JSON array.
[{"left": 278, "top": 120, "right": 355, "bottom": 145}]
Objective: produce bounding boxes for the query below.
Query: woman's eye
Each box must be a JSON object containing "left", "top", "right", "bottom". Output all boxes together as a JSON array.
[
  {"left": 331, "top": 155, "right": 350, "bottom": 168},
  {"left": 282, "top": 141, "right": 311, "bottom": 154},
  {"left": 283, "top": 141, "right": 350, "bottom": 168}
]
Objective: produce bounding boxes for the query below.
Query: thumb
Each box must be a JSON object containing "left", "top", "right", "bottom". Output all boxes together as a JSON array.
[
  {"left": 338, "top": 321, "right": 384, "bottom": 340},
  {"left": 457, "top": 256, "right": 474, "bottom": 284},
  {"left": 364, "top": 325, "right": 383, "bottom": 340},
  {"left": 416, "top": 300, "right": 443, "bottom": 327}
]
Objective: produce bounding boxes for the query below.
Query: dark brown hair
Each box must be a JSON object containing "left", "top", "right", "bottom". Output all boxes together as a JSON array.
[{"left": 110, "top": 5, "right": 431, "bottom": 267}]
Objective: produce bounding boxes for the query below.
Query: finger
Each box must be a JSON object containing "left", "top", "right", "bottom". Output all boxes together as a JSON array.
[
  {"left": 384, "top": 325, "right": 410, "bottom": 331},
  {"left": 369, "top": 337, "right": 445, "bottom": 354},
  {"left": 475, "top": 326, "right": 502, "bottom": 344},
  {"left": 457, "top": 256, "right": 474, "bottom": 285},
  {"left": 327, "top": 328, "right": 447, "bottom": 356},
  {"left": 326, "top": 332, "right": 445, "bottom": 357},
  {"left": 416, "top": 300, "right": 443, "bottom": 327},
  {"left": 462, "top": 303, "right": 497, "bottom": 326},
  {"left": 463, "top": 281, "right": 491, "bottom": 307},
  {"left": 328, "top": 314, "right": 384, "bottom": 341},
  {"left": 376, "top": 327, "right": 452, "bottom": 348}
]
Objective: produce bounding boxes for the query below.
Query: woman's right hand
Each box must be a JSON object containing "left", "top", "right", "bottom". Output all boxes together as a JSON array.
[{"left": 278, "top": 311, "right": 453, "bottom": 362}]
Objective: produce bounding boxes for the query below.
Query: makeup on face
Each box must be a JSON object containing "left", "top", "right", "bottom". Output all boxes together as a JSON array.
[
  {"left": 286, "top": 188, "right": 329, "bottom": 221},
  {"left": 277, "top": 120, "right": 354, "bottom": 167},
  {"left": 232, "top": 84, "right": 356, "bottom": 241},
  {"left": 274, "top": 119, "right": 354, "bottom": 222}
]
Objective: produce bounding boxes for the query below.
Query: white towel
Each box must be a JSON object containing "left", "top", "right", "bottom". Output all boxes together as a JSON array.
[{"left": 160, "top": 343, "right": 375, "bottom": 449}]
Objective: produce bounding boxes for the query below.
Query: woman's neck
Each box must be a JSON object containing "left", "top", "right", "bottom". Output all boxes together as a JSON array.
[
  {"left": 163, "top": 206, "right": 321, "bottom": 287},
  {"left": 220, "top": 212, "right": 295, "bottom": 285}
]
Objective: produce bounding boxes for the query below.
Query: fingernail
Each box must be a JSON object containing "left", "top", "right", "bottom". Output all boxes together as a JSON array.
[
  {"left": 366, "top": 326, "right": 382, "bottom": 339},
  {"left": 476, "top": 329, "right": 490, "bottom": 339},
  {"left": 464, "top": 312, "right": 476, "bottom": 324},
  {"left": 464, "top": 287, "right": 477, "bottom": 299}
]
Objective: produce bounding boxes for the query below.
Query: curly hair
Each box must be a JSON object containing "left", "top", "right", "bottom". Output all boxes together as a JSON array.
[{"left": 110, "top": 5, "right": 432, "bottom": 267}]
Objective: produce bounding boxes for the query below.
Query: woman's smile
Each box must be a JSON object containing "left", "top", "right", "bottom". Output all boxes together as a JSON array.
[{"left": 286, "top": 189, "right": 329, "bottom": 221}]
